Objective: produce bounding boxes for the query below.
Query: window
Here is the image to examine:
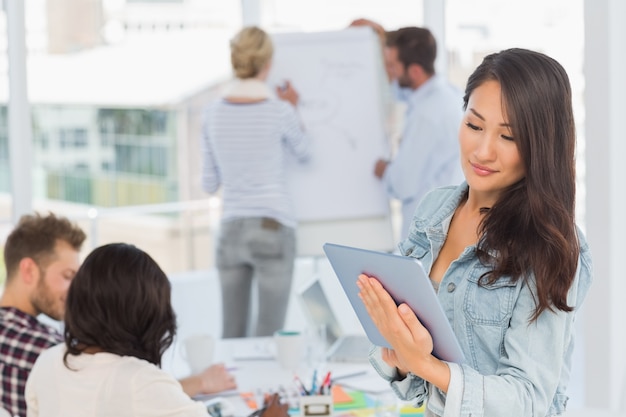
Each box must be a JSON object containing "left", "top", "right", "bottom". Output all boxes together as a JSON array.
[{"left": 59, "top": 128, "right": 88, "bottom": 148}]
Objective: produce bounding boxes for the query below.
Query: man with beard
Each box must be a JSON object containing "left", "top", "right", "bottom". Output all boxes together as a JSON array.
[
  {"left": 373, "top": 26, "right": 464, "bottom": 240},
  {"left": 0, "top": 213, "right": 86, "bottom": 417}
]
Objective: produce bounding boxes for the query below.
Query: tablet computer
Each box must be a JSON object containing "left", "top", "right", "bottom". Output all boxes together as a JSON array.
[{"left": 323, "top": 242, "right": 465, "bottom": 363}]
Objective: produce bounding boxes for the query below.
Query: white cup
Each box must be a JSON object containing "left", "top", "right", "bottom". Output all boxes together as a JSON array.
[
  {"left": 274, "top": 330, "right": 304, "bottom": 370},
  {"left": 182, "top": 333, "right": 214, "bottom": 374}
]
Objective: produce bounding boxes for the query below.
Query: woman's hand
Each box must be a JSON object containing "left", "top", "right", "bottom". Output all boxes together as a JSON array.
[
  {"left": 196, "top": 363, "right": 237, "bottom": 394},
  {"left": 276, "top": 80, "right": 299, "bottom": 106},
  {"left": 357, "top": 274, "right": 450, "bottom": 391},
  {"left": 260, "top": 393, "right": 289, "bottom": 417},
  {"left": 179, "top": 363, "right": 236, "bottom": 397}
]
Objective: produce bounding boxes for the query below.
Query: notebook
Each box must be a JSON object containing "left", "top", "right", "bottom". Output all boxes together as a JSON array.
[{"left": 297, "top": 278, "right": 371, "bottom": 362}]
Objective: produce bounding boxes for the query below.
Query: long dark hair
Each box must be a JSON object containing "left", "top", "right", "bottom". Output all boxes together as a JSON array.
[
  {"left": 463, "top": 48, "right": 579, "bottom": 321},
  {"left": 63, "top": 243, "right": 177, "bottom": 366}
]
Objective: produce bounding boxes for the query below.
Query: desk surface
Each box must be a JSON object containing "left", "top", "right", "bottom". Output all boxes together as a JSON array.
[
  {"left": 218, "top": 338, "right": 379, "bottom": 390},
  {"left": 169, "top": 337, "right": 406, "bottom": 417}
]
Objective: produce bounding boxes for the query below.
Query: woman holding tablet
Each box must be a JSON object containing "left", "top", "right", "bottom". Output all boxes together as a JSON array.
[{"left": 357, "top": 48, "right": 592, "bottom": 417}]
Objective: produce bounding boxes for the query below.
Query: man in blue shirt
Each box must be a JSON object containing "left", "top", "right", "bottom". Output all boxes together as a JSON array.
[{"left": 374, "top": 27, "right": 463, "bottom": 240}]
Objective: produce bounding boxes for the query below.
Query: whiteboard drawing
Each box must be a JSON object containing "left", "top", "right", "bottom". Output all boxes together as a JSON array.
[{"left": 268, "top": 28, "right": 390, "bottom": 222}]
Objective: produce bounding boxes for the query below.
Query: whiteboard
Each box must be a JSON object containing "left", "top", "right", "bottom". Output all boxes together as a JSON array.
[
  {"left": 269, "top": 28, "right": 391, "bottom": 222},
  {"left": 268, "top": 28, "right": 395, "bottom": 256}
]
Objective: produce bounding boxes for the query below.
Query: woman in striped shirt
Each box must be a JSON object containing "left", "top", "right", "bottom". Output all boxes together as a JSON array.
[{"left": 201, "top": 26, "right": 310, "bottom": 338}]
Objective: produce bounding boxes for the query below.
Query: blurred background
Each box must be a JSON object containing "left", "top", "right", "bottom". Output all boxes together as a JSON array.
[{"left": 3, "top": 0, "right": 625, "bottom": 413}]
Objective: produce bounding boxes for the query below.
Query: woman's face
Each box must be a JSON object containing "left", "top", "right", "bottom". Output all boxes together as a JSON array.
[{"left": 459, "top": 80, "right": 526, "bottom": 202}]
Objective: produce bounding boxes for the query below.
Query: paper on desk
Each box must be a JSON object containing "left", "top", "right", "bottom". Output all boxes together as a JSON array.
[
  {"left": 334, "top": 373, "right": 391, "bottom": 394},
  {"left": 193, "top": 389, "right": 240, "bottom": 401},
  {"left": 333, "top": 390, "right": 369, "bottom": 410},
  {"left": 400, "top": 403, "right": 425, "bottom": 415},
  {"left": 332, "top": 385, "right": 353, "bottom": 403}
]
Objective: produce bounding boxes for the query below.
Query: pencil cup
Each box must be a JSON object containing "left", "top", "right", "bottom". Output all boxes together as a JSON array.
[{"left": 300, "top": 395, "right": 333, "bottom": 417}]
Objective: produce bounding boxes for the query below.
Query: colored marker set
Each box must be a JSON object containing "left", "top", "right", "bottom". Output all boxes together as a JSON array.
[
  {"left": 294, "top": 370, "right": 333, "bottom": 417},
  {"left": 294, "top": 370, "right": 333, "bottom": 396}
]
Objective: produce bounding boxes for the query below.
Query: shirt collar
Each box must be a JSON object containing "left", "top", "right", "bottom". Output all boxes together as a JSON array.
[
  {"left": 0, "top": 306, "right": 40, "bottom": 327},
  {"left": 407, "top": 74, "right": 442, "bottom": 105}
]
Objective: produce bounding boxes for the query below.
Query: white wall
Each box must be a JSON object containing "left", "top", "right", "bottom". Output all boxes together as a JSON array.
[{"left": 583, "top": 0, "right": 626, "bottom": 410}]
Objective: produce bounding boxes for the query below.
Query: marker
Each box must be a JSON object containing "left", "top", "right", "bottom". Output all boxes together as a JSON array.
[
  {"left": 310, "top": 369, "right": 318, "bottom": 395},
  {"left": 320, "top": 371, "right": 332, "bottom": 394},
  {"left": 293, "top": 375, "right": 309, "bottom": 395}
]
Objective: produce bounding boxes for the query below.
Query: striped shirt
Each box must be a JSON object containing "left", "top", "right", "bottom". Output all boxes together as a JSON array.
[
  {"left": 0, "top": 307, "right": 62, "bottom": 417},
  {"left": 201, "top": 98, "right": 310, "bottom": 228}
]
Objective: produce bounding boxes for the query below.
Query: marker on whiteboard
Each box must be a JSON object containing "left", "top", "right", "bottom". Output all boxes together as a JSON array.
[{"left": 278, "top": 80, "right": 289, "bottom": 92}]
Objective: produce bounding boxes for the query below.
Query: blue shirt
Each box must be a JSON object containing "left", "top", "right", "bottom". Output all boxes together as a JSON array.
[
  {"left": 369, "top": 183, "right": 593, "bottom": 417},
  {"left": 382, "top": 75, "right": 464, "bottom": 240},
  {"left": 201, "top": 98, "right": 310, "bottom": 228}
]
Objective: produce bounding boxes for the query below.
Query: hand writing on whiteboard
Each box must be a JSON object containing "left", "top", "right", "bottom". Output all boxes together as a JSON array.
[
  {"left": 276, "top": 80, "right": 300, "bottom": 107},
  {"left": 374, "top": 159, "right": 389, "bottom": 179}
]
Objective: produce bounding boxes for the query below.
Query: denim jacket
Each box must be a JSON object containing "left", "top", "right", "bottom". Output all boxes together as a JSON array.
[{"left": 368, "top": 183, "right": 593, "bottom": 417}]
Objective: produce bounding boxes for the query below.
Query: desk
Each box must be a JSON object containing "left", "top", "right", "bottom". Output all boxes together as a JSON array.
[{"left": 171, "top": 337, "right": 424, "bottom": 417}]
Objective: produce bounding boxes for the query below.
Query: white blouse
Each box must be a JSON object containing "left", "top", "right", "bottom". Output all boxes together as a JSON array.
[{"left": 25, "top": 344, "right": 207, "bottom": 417}]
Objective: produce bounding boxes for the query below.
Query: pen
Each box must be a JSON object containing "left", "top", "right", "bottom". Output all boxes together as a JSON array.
[
  {"left": 320, "top": 371, "right": 332, "bottom": 394},
  {"left": 330, "top": 370, "right": 367, "bottom": 383},
  {"left": 293, "top": 375, "right": 309, "bottom": 395},
  {"left": 310, "top": 369, "right": 318, "bottom": 395}
]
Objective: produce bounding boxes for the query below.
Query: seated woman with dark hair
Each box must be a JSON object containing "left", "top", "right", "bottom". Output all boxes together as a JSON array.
[{"left": 24, "top": 243, "right": 288, "bottom": 417}]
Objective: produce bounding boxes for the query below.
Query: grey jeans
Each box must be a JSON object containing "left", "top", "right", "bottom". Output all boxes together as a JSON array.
[{"left": 216, "top": 217, "right": 296, "bottom": 338}]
